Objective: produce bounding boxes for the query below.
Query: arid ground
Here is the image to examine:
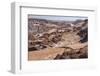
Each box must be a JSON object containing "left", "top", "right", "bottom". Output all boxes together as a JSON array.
[{"left": 28, "top": 15, "right": 88, "bottom": 60}]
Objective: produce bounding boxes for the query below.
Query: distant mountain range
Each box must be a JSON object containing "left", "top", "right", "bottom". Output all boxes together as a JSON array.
[{"left": 28, "top": 18, "right": 86, "bottom": 33}]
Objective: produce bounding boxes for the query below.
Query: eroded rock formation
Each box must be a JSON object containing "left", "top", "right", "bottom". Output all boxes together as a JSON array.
[{"left": 28, "top": 18, "right": 88, "bottom": 60}]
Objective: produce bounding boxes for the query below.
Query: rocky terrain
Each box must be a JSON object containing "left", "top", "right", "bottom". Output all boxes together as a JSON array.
[{"left": 28, "top": 18, "right": 88, "bottom": 60}]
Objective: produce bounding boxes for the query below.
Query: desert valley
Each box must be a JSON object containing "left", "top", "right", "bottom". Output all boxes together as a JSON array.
[{"left": 28, "top": 15, "right": 88, "bottom": 60}]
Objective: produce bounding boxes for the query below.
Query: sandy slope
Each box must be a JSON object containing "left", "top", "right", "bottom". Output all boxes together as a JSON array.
[
  {"left": 28, "top": 48, "right": 65, "bottom": 60},
  {"left": 28, "top": 42, "right": 87, "bottom": 60}
]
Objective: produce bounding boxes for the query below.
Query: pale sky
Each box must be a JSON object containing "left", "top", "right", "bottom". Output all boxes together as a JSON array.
[{"left": 28, "top": 15, "right": 88, "bottom": 21}]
